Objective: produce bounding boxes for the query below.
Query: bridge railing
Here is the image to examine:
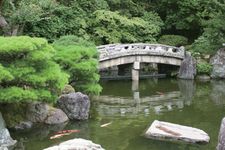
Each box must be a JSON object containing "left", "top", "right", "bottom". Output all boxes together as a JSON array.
[{"left": 97, "top": 43, "right": 185, "bottom": 61}]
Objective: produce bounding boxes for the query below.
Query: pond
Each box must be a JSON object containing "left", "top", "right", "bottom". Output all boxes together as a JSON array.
[{"left": 11, "top": 79, "right": 225, "bottom": 150}]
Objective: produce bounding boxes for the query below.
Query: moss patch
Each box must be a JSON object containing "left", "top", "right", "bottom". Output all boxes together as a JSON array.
[{"left": 0, "top": 103, "right": 27, "bottom": 128}]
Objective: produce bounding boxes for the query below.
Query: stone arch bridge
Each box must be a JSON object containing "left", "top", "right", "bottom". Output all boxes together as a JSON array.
[{"left": 97, "top": 43, "right": 185, "bottom": 80}]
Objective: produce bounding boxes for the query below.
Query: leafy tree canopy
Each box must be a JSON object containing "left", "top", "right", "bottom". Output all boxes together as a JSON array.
[
  {"left": 155, "top": 0, "right": 224, "bottom": 31},
  {"left": 89, "top": 10, "right": 162, "bottom": 45},
  {"left": 0, "top": 36, "right": 69, "bottom": 102},
  {"left": 191, "top": 12, "right": 225, "bottom": 54},
  {"left": 0, "top": 0, "right": 224, "bottom": 53},
  {"left": 53, "top": 35, "right": 102, "bottom": 95}
]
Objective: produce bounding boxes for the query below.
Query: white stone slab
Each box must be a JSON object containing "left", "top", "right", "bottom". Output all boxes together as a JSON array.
[
  {"left": 44, "top": 138, "right": 105, "bottom": 150},
  {"left": 145, "top": 120, "right": 210, "bottom": 144}
]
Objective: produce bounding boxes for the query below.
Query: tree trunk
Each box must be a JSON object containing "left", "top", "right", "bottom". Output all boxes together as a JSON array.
[
  {"left": 11, "top": 25, "right": 19, "bottom": 36},
  {"left": 0, "top": 0, "right": 6, "bottom": 29},
  {"left": 0, "top": 15, "right": 11, "bottom": 36},
  {"left": 0, "top": 0, "right": 13, "bottom": 36},
  {"left": 0, "top": 16, "right": 7, "bottom": 28}
]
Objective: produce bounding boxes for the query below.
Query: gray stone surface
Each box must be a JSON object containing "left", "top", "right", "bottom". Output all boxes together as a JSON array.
[
  {"left": 44, "top": 138, "right": 105, "bottom": 150},
  {"left": 210, "top": 48, "right": 225, "bottom": 78},
  {"left": 26, "top": 102, "right": 49, "bottom": 123},
  {"left": 98, "top": 43, "right": 184, "bottom": 69},
  {"left": 44, "top": 108, "right": 68, "bottom": 125},
  {"left": 0, "top": 112, "right": 16, "bottom": 149},
  {"left": 145, "top": 120, "right": 210, "bottom": 144},
  {"left": 217, "top": 118, "right": 225, "bottom": 150},
  {"left": 14, "top": 121, "right": 33, "bottom": 130},
  {"left": 99, "top": 55, "right": 183, "bottom": 70},
  {"left": 98, "top": 43, "right": 184, "bottom": 61},
  {"left": 132, "top": 61, "right": 140, "bottom": 81},
  {"left": 58, "top": 92, "right": 90, "bottom": 120},
  {"left": 0, "top": 147, "right": 8, "bottom": 150},
  {"left": 26, "top": 102, "right": 68, "bottom": 124},
  {"left": 178, "top": 52, "right": 196, "bottom": 79},
  {"left": 0, "top": 113, "right": 5, "bottom": 130}
]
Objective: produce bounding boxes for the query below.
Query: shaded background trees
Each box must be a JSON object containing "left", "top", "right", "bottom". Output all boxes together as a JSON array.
[
  {"left": 0, "top": 0, "right": 225, "bottom": 101},
  {"left": 1, "top": 0, "right": 224, "bottom": 54}
]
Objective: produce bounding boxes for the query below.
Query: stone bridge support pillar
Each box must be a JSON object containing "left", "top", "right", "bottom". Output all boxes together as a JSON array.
[
  {"left": 132, "top": 61, "right": 140, "bottom": 81},
  {"left": 132, "top": 80, "right": 140, "bottom": 114}
]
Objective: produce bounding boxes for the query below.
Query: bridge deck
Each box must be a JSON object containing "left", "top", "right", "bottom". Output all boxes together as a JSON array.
[{"left": 97, "top": 43, "right": 185, "bottom": 62}]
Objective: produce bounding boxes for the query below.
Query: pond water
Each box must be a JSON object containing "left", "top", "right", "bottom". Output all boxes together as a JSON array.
[{"left": 11, "top": 79, "right": 225, "bottom": 150}]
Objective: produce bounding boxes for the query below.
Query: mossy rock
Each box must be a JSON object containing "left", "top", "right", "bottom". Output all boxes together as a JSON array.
[
  {"left": 61, "top": 85, "right": 75, "bottom": 94},
  {"left": 0, "top": 103, "right": 27, "bottom": 128}
]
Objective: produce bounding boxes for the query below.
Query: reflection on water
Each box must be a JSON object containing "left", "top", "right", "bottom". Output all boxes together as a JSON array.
[
  {"left": 12, "top": 123, "right": 68, "bottom": 150},
  {"left": 94, "top": 79, "right": 195, "bottom": 116},
  {"left": 211, "top": 80, "right": 225, "bottom": 105},
  {"left": 11, "top": 79, "right": 225, "bottom": 150}
]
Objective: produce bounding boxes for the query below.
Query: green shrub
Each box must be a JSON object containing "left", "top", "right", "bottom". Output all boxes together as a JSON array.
[
  {"left": 53, "top": 35, "right": 102, "bottom": 95},
  {"left": 197, "top": 62, "right": 212, "bottom": 75},
  {"left": 191, "top": 36, "right": 213, "bottom": 54},
  {"left": 158, "top": 35, "right": 188, "bottom": 46},
  {"left": 0, "top": 36, "right": 68, "bottom": 103},
  {"left": 89, "top": 10, "right": 161, "bottom": 44}
]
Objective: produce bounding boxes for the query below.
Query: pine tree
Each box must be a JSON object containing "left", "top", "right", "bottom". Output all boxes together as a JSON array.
[{"left": 0, "top": 36, "right": 68, "bottom": 102}]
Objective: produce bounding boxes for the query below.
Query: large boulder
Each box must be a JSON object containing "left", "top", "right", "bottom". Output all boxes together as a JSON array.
[
  {"left": 0, "top": 103, "right": 30, "bottom": 130},
  {"left": 0, "top": 112, "right": 16, "bottom": 149},
  {"left": 44, "top": 108, "right": 69, "bottom": 125},
  {"left": 44, "top": 138, "right": 105, "bottom": 150},
  {"left": 26, "top": 102, "right": 49, "bottom": 123},
  {"left": 26, "top": 102, "right": 68, "bottom": 125},
  {"left": 178, "top": 52, "right": 196, "bottom": 80},
  {"left": 210, "top": 48, "right": 225, "bottom": 78},
  {"left": 217, "top": 118, "right": 225, "bottom": 150},
  {"left": 58, "top": 92, "right": 90, "bottom": 120}
]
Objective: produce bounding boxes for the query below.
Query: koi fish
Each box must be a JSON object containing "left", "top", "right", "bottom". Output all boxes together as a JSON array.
[
  {"left": 56, "top": 129, "right": 80, "bottom": 134},
  {"left": 50, "top": 133, "right": 71, "bottom": 139},
  {"left": 100, "top": 122, "right": 112, "bottom": 127},
  {"left": 50, "top": 130, "right": 80, "bottom": 140}
]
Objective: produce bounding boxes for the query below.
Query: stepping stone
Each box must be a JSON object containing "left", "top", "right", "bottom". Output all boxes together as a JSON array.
[{"left": 145, "top": 120, "right": 210, "bottom": 144}]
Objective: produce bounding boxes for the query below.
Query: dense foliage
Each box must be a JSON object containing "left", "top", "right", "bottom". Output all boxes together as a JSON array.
[
  {"left": 158, "top": 35, "right": 188, "bottom": 47},
  {"left": 0, "top": 36, "right": 68, "bottom": 102},
  {"left": 197, "top": 62, "right": 212, "bottom": 75},
  {"left": 191, "top": 14, "right": 225, "bottom": 54},
  {"left": 1, "top": 0, "right": 224, "bottom": 54},
  {"left": 0, "top": 0, "right": 163, "bottom": 43},
  {"left": 89, "top": 10, "right": 162, "bottom": 44},
  {"left": 53, "top": 36, "right": 102, "bottom": 95}
]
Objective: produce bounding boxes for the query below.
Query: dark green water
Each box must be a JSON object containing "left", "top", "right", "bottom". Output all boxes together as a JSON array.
[{"left": 12, "top": 79, "right": 225, "bottom": 150}]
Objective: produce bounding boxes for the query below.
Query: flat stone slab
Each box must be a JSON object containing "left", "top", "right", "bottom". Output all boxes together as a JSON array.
[
  {"left": 145, "top": 120, "right": 210, "bottom": 144},
  {"left": 44, "top": 138, "right": 105, "bottom": 150}
]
